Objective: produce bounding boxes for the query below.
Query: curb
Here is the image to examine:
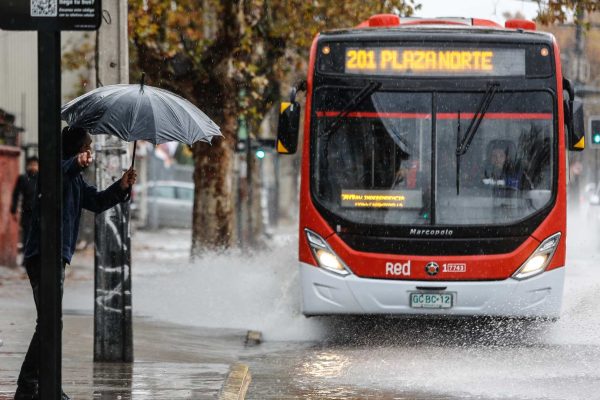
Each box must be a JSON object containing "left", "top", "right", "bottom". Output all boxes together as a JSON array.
[{"left": 219, "top": 363, "right": 251, "bottom": 400}]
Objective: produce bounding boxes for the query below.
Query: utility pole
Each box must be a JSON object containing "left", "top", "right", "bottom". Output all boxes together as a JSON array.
[
  {"left": 93, "top": 0, "right": 133, "bottom": 362},
  {"left": 572, "top": 10, "right": 596, "bottom": 186},
  {"left": 245, "top": 118, "right": 255, "bottom": 248}
]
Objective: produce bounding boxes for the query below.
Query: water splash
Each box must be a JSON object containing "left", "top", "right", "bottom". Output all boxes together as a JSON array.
[{"left": 131, "top": 233, "right": 326, "bottom": 341}]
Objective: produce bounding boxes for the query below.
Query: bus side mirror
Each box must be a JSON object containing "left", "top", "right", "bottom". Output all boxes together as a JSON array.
[
  {"left": 567, "top": 99, "right": 585, "bottom": 151},
  {"left": 277, "top": 101, "right": 300, "bottom": 154},
  {"left": 277, "top": 81, "right": 306, "bottom": 155},
  {"left": 564, "top": 78, "right": 584, "bottom": 152}
]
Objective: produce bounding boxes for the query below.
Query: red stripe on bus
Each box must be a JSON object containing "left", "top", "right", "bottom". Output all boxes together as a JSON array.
[
  {"left": 316, "top": 111, "right": 552, "bottom": 120},
  {"left": 316, "top": 111, "right": 432, "bottom": 119},
  {"left": 437, "top": 112, "right": 552, "bottom": 120}
]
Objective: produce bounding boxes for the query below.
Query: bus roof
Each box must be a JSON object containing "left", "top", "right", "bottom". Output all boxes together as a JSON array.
[{"left": 320, "top": 15, "right": 554, "bottom": 44}]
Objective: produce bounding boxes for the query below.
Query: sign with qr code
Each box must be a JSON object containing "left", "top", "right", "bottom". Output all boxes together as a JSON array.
[{"left": 0, "top": 0, "right": 101, "bottom": 31}]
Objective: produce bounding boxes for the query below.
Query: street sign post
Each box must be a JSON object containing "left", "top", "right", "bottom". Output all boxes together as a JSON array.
[
  {"left": 37, "top": 31, "right": 63, "bottom": 400},
  {"left": 1, "top": 2, "right": 101, "bottom": 399}
]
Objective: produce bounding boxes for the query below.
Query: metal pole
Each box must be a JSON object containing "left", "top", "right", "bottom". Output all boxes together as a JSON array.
[
  {"left": 573, "top": 10, "right": 591, "bottom": 193},
  {"left": 93, "top": 0, "right": 132, "bottom": 362},
  {"left": 236, "top": 153, "right": 244, "bottom": 245},
  {"left": 273, "top": 154, "right": 280, "bottom": 225},
  {"left": 594, "top": 149, "right": 598, "bottom": 184},
  {"left": 38, "top": 30, "right": 62, "bottom": 400},
  {"left": 246, "top": 126, "right": 254, "bottom": 247}
]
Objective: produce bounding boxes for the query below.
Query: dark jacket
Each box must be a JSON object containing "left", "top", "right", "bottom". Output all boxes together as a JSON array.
[
  {"left": 24, "top": 156, "right": 128, "bottom": 264},
  {"left": 11, "top": 172, "right": 38, "bottom": 215}
]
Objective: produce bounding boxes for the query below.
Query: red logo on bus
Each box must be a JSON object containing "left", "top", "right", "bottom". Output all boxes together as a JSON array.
[{"left": 425, "top": 262, "right": 440, "bottom": 276}]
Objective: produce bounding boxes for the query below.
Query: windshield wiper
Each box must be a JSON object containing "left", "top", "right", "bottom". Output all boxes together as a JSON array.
[
  {"left": 454, "top": 82, "right": 499, "bottom": 195},
  {"left": 455, "top": 82, "right": 499, "bottom": 156},
  {"left": 322, "top": 81, "right": 382, "bottom": 137}
]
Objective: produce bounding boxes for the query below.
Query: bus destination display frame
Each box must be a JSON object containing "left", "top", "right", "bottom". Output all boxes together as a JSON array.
[{"left": 317, "top": 41, "right": 553, "bottom": 79}]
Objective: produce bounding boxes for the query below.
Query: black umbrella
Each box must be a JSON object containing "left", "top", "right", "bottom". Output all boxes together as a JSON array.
[{"left": 61, "top": 76, "right": 221, "bottom": 168}]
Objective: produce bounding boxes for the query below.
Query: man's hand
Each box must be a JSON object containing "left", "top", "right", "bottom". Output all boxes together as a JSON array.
[
  {"left": 76, "top": 150, "right": 93, "bottom": 168},
  {"left": 120, "top": 168, "right": 137, "bottom": 191}
]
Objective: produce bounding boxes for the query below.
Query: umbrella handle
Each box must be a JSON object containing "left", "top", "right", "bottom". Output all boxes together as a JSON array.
[
  {"left": 125, "top": 141, "right": 137, "bottom": 202},
  {"left": 131, "top": 140, "right": 137, "bottom": 170}
]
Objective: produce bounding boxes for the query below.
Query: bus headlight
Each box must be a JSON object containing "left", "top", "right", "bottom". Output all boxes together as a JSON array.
[
  {"left": 305, "top": 229, "right": 350, "bottom": 276},
  {"left": 512, "top": 233, "right": 561, "bottom": 280}
]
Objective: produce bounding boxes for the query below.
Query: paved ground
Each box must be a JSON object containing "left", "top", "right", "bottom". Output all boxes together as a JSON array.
[
  {"left": 3, "top": 222, "right": 600, "bottom": 399},
  {"left": 0, "top": 262, "right": 246, "bottom": 400}
]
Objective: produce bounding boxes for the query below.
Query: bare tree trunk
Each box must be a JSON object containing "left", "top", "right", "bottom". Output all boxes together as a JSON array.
[{"left": 191, "top": 100, "right": 237, "bottom": 256}]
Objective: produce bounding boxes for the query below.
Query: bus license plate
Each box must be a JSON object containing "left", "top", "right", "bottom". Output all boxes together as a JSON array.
[{"left": 410, "top": 292, "right": 453, "bottom": 309}]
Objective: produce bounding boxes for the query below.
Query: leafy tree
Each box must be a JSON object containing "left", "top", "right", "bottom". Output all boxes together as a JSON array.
[
  {"left": 128, "top": 0, "right": 419, "bottom": 254},
  {"left": 535, "top": 0, "right": 598, "bottom": 25}
]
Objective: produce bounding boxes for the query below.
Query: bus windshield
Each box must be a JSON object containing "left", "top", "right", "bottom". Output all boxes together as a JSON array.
[{"left": 313, "top": 88, "right": 554, "bottom": 227}]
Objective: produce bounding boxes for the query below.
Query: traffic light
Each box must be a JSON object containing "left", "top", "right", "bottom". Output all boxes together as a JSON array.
[
  {"left": 255, "top": 149, "right": 266, "bottom": 159},
  {"left": 590, "top": 117, "right": 600, "bottom": 149},
  {"left": 234, "top": 138, "right": 275, "bottom": 158},
  {"left": 254, "top": 140, "right": 275, "bottom": 159},
  {"left": 592, "top": 131, "right": 600, "bottom": 146}
]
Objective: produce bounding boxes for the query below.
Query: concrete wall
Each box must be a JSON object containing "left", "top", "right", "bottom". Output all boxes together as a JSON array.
[
  {"left": 0, "top": 31, "right": 94, "bottom": 151},
  {"left": 0, "top": 31, "right": 37, "bottom": 146}
]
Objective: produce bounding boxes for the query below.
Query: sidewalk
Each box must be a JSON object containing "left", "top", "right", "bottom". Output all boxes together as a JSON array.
[{"left": 0, "top": 277, "right": 247, "bottom": 400}]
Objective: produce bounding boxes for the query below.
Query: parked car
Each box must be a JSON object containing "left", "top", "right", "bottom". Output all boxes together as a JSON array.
[{"left": 131, "top": 181, "right": 194, "bottom": 229}]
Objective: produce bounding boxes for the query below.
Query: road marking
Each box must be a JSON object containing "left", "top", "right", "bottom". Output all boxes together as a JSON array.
[{"left": 219, "top": 363, "right": 251, "bottom": 400}]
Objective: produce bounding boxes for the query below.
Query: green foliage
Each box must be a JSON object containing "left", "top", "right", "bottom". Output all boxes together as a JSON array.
[
  {"left": 61, "top": 33, "right": 95, "bottom": 98},
  {"left": 128, "top": 0, "right": 420, "bottom": 249},
  {"left": 128, "top": 0, "right": 419, "bottom": 133},
  {"left": 536, "top": 0, "right": 598, "bottom": 26}
]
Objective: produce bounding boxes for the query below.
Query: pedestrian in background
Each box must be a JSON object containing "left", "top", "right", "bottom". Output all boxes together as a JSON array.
[
  {"left": 10, "top": 156, "right": 39, "bottom": 251},
  {"left": 14, "top": 126, "right": 137, "bottom": 400}
]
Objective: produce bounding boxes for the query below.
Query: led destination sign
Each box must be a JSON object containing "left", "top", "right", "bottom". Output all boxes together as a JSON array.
[
  {"left": 344, "top": 47, "right": 525, "bottom": 76},
  {"left": 341, "top": 190, "right": 423, "bottom": 209}
]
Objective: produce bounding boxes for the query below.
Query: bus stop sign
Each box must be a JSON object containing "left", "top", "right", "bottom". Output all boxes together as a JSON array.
[{"left": 0, "top": 0, "right": 101, "bottom": 31}]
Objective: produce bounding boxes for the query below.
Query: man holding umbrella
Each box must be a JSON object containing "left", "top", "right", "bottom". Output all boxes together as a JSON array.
[
  {"left": 14, "top": 78, "right": 220, "bottom": 399},
  {"left": 14, "top": 126, "right": 137, "bottom": 400}
]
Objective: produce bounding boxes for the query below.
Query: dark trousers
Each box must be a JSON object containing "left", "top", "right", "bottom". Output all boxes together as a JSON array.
[
  {"left": 15, "top": 255, "right": 65, "bottom": 397},
  {"left": 20, "top": 212, "right": 32, "bottom": 248}
]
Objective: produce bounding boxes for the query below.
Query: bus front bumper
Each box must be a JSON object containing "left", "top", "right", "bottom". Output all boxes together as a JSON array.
[{"left": 300, "top": 262, "right": 564, "bottom": 318}]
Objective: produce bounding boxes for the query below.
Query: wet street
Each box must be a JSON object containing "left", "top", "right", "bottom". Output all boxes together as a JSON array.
[
  {"left": 242, "top": 315, "right": 600, "bottom": 399},
  {"left": 239, "top": 219, "right": 600, "bottom": 399},
  {"left": 2, "top": 218, "right": 600, "bottom": 399}
]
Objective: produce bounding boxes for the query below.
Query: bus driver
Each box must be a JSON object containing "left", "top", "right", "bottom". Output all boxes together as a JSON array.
[{"left": 482, "top": 140, "right": 520, "bottom": 189}]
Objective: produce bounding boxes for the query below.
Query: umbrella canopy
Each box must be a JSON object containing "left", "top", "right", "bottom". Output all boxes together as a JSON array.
[{"left": 61, "top": 83, "right": 221, "bottom": 146}]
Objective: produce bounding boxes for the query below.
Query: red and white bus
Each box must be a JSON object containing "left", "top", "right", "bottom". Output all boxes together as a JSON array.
[{"left": 277, "top": 14, "right": 585, "bottom": 317}]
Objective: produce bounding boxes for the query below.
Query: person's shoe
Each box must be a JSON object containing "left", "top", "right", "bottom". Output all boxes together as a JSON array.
[
  {"left": 13, "top": 384, "right": 38, "bottom": 400},
  {"left": 14, "top": 387, "right": 69, "bottom": 400}
]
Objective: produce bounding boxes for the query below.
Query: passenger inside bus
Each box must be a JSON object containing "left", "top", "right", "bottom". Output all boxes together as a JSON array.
[
  {"left": 482, "top": 139, "right": 519, "bottom": 189},
  {"left": 390, "top": 149, "right": 411, "bottom": 189}
]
